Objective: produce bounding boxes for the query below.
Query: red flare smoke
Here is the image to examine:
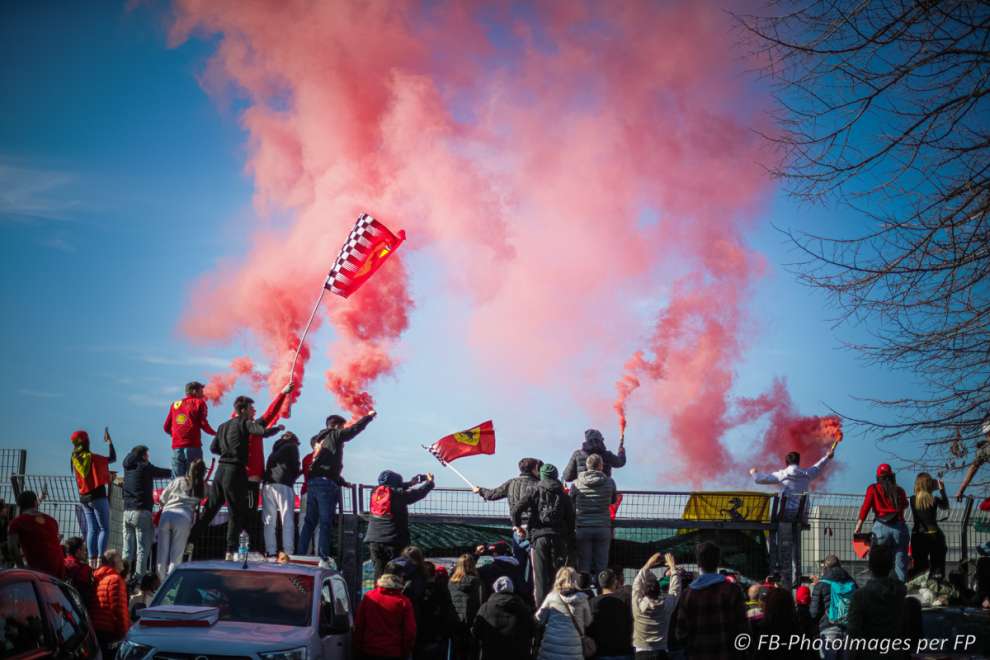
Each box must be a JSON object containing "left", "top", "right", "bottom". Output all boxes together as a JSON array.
[{"left": 203, "top": 357, "right": 264, "bottom": 404}]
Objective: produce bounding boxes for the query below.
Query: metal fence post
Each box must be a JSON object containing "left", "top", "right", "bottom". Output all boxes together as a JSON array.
[{"left": 960, "top": 495, "right": 974, "bottom": 574}]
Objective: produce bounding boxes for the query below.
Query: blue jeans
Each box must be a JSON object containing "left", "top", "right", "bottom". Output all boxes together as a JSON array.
[
  {"left": 172, "top": 447, "right": 203, "bottom": 479},
  {"left": 123, "top": 509, "right": 154, "bottom": 578},
  {"left": 82, "top": 497, "right": 111, "bottom": 559},
  {"left": 872, "top": 519, "right": 909, "bottom": 581},
  {"left": 512, "top": 529, "right": 531, "bottom": 583},
  {"left": 298, "top": 478, "right": 339, "bottom": 559}
]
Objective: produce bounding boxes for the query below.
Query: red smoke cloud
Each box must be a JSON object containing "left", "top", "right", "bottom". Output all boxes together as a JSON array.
[
  {"left": 203, "top": 356, "right": 264, "bottom": 405},
  {"left": 168, "top": 1, "right": 830, "bottom": 483}
]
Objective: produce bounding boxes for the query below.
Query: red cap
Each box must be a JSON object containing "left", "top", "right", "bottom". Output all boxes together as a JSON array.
[
  {"left": 876, "top": 463, "right": 893, "bottom": 478},
  {"left": 795, "top": 585, "right": 811, "bottom": 606},
  {"left": 70, "top": 430, "right": 89, "bottom": 445}
]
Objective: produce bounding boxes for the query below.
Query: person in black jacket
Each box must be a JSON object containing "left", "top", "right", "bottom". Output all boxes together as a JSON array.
[
  {"left": 477, "top": 541, "right": 532, "bottom": 606},
  {"left": 562, "top": 429, "right": 626, "bottom": 482},
  {"left": 472, "top": 457, "right": 541, "bottom": 584},
  {"left": 121, "top": 445, "right": 171, "bottom": 581},
  {"left": 810, "top": 554, "right": 858, "bottom": 651},
  {"left": 197, "top": 395, "right": 272, "bottom": 559},
  {"left": 510, "top": 463, "right": 575, "bottom": 607},
  {"left": 472, "top": 576, "right": 534, "bottom": 660},
  {"left": 588, "top": 568, "right": 634, "bottom": 659},
  {"left": 262, "top": 431, "right": 301, "bottom": 557},
  {"left": 364, "top": 469, "right": 436, "bottom": 579},
  {"left": 299, "top": 410, "right": 377, "bottom": 563},
  {"left": 449, "top": 553, "right": 482, "bottom": 660}
]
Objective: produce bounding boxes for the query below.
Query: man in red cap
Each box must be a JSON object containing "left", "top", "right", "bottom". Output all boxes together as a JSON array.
[{"left": 164, "top": 381, "right": 216, "bottom": 479}]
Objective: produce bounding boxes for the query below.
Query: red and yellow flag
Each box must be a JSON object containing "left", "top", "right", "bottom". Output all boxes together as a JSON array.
[{"left": 427, "top": 420, "right": 495, "bottom": 464}]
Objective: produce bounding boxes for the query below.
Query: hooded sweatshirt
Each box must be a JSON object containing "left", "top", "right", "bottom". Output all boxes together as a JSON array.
[
  {"left": 158, "top": 476, "right": 202, "bottom": 519},
  {"left": 847, "top": 575, "right": 908, "bottom": 643},
  {"left": 562, "top": 429, "right": 626, "bottom": 481},
  {"left": 122, "top": 448, "right": 172, "bottom": 511},
  {"left": 472, "top": 591, "right": 535, "bottom": 660},
  {"left": 264, "top": 434, "right": 301, "bottom": 486},
  {"left": 363, "top": 470, "right": 435, "bottom": 547},
  {"left": 632, "top": 567, "right": 682, "bottom": 651},
  {"left": 571, "top": 469, "right": 617, "bottom": 528}
]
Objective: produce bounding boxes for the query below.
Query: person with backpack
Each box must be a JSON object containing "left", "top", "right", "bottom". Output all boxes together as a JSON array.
[
  {"left": 262, "top": 431, "right": 301, "bottom": 557},
  {"left": 364, "top": 470, "right": 436, "bottom": 579},
  {"left": 854, "top": 464, "right": 910, "bottom": 581},
  {"left": 909, "top": 472, "right": 949, "bottom": 579},
  {"left": 570, "top": 453, "right": 617, "bottom": 579},
  {"left": 472, "top": 457, "right": 542, "bottom": 583},
  {"left": 511, "top": 463, "right": 576, "bottom": 607},
  {"left": 562, "top": 429, "right": 626, "bottom": 482},
  {"left": 121, "top": 444, "right": 172, "bottom": 582},
  {"left": 299, "top": 410, "right": 377, "bottom": 564},
  {"left": 810, "top": 554, "right": 857, "bottom": 660},
  {"left": 472, "top": 576, "right": 534, "bottom": 660}
]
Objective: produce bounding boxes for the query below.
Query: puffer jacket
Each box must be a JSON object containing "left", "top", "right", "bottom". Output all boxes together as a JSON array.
[
  {"left": 89, "top": 566, "right": 130, "bottom": 639},
  {"left": 571, "top": 469, "right": 616, "bottom": 528},
  {"left": 536, "top": 590, "right": 591, "bottom": 660},
  {"left": 562, "top": 429, "right": 626, "bottom": 481},
  {"left": 450, "top": 575, "right": 482, "bottom": 626}
]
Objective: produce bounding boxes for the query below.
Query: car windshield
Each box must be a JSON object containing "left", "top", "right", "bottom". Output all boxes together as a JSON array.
[{"left": 153, "top": 570, "right": 314, "bottom": 627}]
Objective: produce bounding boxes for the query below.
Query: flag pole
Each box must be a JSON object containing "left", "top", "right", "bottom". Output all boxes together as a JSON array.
[
  {"left": 289, "top": 286, "right": 327, "bottom": 378},
  {"left": 422, "top": 445, "right": 477, "bottom": 489}
]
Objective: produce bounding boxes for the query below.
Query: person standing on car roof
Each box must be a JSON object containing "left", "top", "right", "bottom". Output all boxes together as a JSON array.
[
  {"left": 121, "top": 444, "right": 172, "bottom": 583},
  {"left": 201, "top": 392, "right": 285, "bottom": 560},
  {"left": 299, "top": 409, "right": 377, "bottom": 565},
  {"left": 263, "top": 431, "right": 301, "bottom": 556}
]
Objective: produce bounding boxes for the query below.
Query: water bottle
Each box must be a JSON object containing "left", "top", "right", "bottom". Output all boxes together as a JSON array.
[{"left": 238, "top": 530, "right": 249, "bottom": 563}]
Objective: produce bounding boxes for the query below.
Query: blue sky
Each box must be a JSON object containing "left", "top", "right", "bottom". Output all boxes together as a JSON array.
[{"left": 0, "top": 2, "right": 945, "bottom": 496}]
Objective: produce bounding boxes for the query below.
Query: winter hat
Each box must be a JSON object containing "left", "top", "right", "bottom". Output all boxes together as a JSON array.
[
  {"left": 876, "top": 463, "right": 893, "bottom": 478},
  {"left": 493, "top": 576, "right": 514, "bottom": 594},
  {"left": 584, "top": 429, "right": 605, "bottom": 450},
  {"left": 280, "top": 431, "right": 299, "bottom": 444},
  {"left": 795, "top": 585, "right": 811, "bottom": 606},
  {"left": 540, "top": 463, "right": 559, "bottom": 481},
  {"left": 70, "top": 430, "right": 90, "bottom": 450},
  {"left": 377, "top": 573, "right": 404, "bottom": 590},
  {"left": 378, "top": 470, "right": 404, "bottom": 488}
]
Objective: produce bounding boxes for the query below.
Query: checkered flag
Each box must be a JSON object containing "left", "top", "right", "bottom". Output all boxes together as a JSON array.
[
  {"left": 324, "top": 213, "right": 406, "bottom": 298},
  {"left": 423, "top": 443, "right": 449, "bottom": 466}
]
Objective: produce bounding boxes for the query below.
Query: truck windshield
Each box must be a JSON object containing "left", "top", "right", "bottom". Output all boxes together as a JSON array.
[{"left": 153, "top": 570, "right": 314, "bottom": 627}]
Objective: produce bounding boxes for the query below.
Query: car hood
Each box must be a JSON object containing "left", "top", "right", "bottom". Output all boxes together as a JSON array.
[{"left": 126, "top": 619, "right": 313, "bottom": 654}]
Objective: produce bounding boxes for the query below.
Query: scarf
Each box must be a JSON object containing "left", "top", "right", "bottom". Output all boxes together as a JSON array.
[{"left": 71, "top": 447, "right": 92, "bottom": 479}]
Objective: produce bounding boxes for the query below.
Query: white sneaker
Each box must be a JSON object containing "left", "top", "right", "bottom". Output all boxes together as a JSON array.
[
  {"left": 224, "top": 552, "right": 234, "bottom": 562},
  {"left": 318, "top": 558, "right": 333, "bottom": 569}
]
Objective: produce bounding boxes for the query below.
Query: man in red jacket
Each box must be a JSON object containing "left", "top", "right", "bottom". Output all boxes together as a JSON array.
[
  {"left": 164, "top": 381, "right": 217, "bottom": 479},
  {"left": 354, "top": 570, "right": 417, "bottom": 659}
]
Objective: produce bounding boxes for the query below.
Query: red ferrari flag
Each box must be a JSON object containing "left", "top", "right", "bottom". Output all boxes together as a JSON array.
[
  {"left": 427, "top": 420, "right": 496, "bottom": 464},
  {"left": 325, "top": 213, "right": 406, "bottom": 298}
]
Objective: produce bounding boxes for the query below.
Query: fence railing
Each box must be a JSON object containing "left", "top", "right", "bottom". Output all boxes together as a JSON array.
[{"left": 6, "top": 453, "right": 988, "bottom": 603}]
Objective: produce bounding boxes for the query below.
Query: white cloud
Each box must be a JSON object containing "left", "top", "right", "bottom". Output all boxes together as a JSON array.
[{"left": 0, "top": 162, "right": 84, "bottom": 223}]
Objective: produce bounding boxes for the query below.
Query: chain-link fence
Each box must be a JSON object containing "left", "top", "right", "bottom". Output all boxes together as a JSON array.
[{"left": 0, "top": 449, "right": 26, "bottom": 505}]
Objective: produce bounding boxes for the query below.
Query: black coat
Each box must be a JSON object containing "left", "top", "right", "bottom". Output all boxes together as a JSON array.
[
  {"left": 510, "top": 478, "right": 575, "bottom": 541},
  {"left": 589, "top": 591, "right": 634, "bottom": 656},
  {"left": 449, "top": 575, "right": 482, "bottom": 626},
  {"left": 211, "top": 415, "right": 268, "bottom": 467},
  {"left": 122, "top": 449, "right": 172, "bottom": 511},
  {"left": 264, "top": 436, "right": 300, "bottom": 486},
  {"left": 309, "top": 414, "right": 374, "bottom": 482},
  {"left": 562, "top": 431, "right": 626, "bottom": 481},
  {"left": 479, "top": 557, "right": 532, "bottom": 606},
  {"left": 363, "top": 478, "right": 435, "bottom": 547},
  {"left": 472, "top": 592, "right": 534, "bottom": 660},
  {"left": 478, "top": 473, "right": 539, "bottom": 523}
]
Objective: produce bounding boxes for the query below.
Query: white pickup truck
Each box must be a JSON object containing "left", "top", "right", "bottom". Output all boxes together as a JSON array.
[{"left": 116, "top": 560, "right": 352, "bottom": 660}]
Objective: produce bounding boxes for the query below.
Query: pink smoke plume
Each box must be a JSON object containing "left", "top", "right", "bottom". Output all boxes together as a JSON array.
[
  {"left": 203, "top": 357, "right": 264, "bottom": 405},
  {"left": 168, "top": 1, "right": 824, "bottom": 481}
]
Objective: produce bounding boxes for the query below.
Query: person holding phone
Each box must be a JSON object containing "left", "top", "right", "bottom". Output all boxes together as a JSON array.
[{"left": 909, "top": 472, "right": 949, "bottom": 579}]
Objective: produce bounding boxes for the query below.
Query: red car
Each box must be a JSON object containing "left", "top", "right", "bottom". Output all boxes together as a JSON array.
[{"left": 0, "top": 567, "right": 102, "bottom": 659}]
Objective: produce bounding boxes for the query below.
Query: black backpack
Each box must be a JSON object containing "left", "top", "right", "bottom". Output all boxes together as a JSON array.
[{"left": 536, "top": 487, "right": 564, "bottom": 528}]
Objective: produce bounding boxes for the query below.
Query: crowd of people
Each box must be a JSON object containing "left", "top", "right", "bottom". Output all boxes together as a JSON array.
[{"left": 3, "top": 379, "right": 990, "bottom": 659}]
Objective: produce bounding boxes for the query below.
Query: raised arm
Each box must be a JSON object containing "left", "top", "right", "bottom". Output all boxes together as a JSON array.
[
  {"left": 804, "top": 450, "right": 834, "bottom": 480},
  {"left": 476, "top": 478, "right": 512, "bottom": 501},
  {"left": 750, "top": 468, "right": 781, "bottom": 485},
  {"left": 607, "top": 446, "right": 626, "bottom": 469},
  {"left": 405, "top": 475, "right": 436, "bottom": 505},
  {"left": 150, "top": 464, "right": 173, "bottom": 480},
  {"left": 339, "top": 413, "right": 376, "bottom": 443}
]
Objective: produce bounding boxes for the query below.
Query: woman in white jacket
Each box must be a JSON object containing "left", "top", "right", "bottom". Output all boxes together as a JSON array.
[
  {"left": 156, "top": 459, "right": 206, "bottom": 578},
  {"left": 535, "top": 566, "right": 592, "bottom": 660}
]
